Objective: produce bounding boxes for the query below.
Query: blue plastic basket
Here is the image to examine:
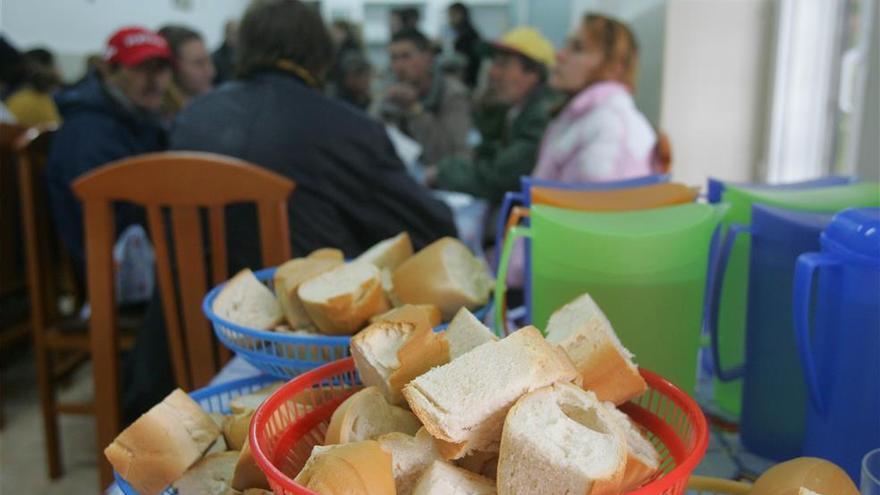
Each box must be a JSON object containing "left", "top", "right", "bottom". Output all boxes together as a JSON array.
[
  {"left": 114, "top": 374, "right": 281, "bottom": 495},
  {"left": 203, "top": 267, "right": 489, "bottom": 379}
]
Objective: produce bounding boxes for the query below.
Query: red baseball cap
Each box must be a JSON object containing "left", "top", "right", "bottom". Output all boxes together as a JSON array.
[{"left": 103, "top": 26, "right": 172, "bottom": 67}]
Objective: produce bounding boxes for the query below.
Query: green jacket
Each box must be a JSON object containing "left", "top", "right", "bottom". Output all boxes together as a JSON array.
[{"left": 436, "top": 85, "right": 558, "bottom": 204}]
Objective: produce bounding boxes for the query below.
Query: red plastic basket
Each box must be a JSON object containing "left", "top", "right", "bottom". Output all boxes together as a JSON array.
[{"left": 250, "top": 357, "right": 709, "bottom": 495}]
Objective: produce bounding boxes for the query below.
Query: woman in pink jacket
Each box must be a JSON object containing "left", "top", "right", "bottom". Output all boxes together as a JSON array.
[{"left": 533, "top": 13, "right": 657, "bottom": 183}]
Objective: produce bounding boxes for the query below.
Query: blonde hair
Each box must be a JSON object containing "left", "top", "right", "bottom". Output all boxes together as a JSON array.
[{"left": 580, "top": 13, "right": 639, "bottom": 91}]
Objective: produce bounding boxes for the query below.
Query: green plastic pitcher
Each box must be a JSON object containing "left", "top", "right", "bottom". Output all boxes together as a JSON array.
[
  {"left": 709, "top": 182, "right": 880, "bottom": 418},
  {"left": 495, "top": 202, "right": 727, "bottom": 394}
]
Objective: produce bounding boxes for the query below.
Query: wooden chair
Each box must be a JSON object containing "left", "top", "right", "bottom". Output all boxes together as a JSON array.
[{"left": 72, "top": 152, "right": 295, "bottom": 486}]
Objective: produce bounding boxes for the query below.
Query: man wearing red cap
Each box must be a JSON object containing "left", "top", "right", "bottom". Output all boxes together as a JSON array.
[{"left": 47, "top": 26, "right": 173, "bottom": 279}]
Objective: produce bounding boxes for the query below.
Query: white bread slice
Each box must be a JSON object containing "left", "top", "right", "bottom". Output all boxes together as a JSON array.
[
  {"left": 497, "top": 383, "right": 626, "bottom": 495},
  {"left": 601, "top": 403, "right": 660, "bottom": 491},
  {"left": 545, "top": 293, "right": 647, "bottom": 405},
  {"left": 173, "top": 451, "right": 239, "bottom": 495},
  {"left": 294, "top": 441, "right": 396, "bottom": 495},
  {"left": 212, "top": 269, "right": 282, "bottom": 330},
  {"left": 273, "top": 257, "right": 343, "bottom": 330},
  {"left": 307, "top": 247, "right": 344, "bottom": 261},
  {"left": 378, "top": 428, "right": 443, "bottom": 495},
  {"left": 229, "top": 383, "right": 282, "bottom": 415},
  {"left": 351, "top": 321, "right": 450, "bottom": 406},
  {"left": 222, "top": 411, "right": 252, "bottom": 451},
  {"left": 392, "top": 237, "right": 493, "bottom": 320},
  {"left": 298, "top": 262, "right": 390, "bottom": 335},
  {"left": 402, "top": 326, "right": 579, "bottom": 459},
  {"left": 231, "top": 439, "right": 270, "bottom": 491},
  {"left": 356, "top": 232, "right": 414, "bottom": 271},
  {"left": 371, "top": 304, "right": 443, "bottom": 333},
  {"left": 456, "top": 450, "right": 498, "bottom": 479},
  {"left": 324, "top": 386, "right": 421, "bottom": 444},
  {"left": 412, "top": 461, "right": 496, "bottom": 495},
  {"left": 445, "top": 308, "right": 498, "bottom": 360},
  {"left": 105, "top": 389, "right": 221, "bottom": 495}
]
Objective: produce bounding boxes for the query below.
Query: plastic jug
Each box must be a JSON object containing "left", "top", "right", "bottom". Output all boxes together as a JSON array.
[
  {"left": 794, "top": 208, "right": 880, "bottom": 481},
  {"left": 711, "top": 205, "right": 834, "bottom": 460},
  {"left": 708, "top": 182, "right": 880, "bottom": 417},
  {"left": 496, "top": 202, "right": 726, "bottom": 393}
]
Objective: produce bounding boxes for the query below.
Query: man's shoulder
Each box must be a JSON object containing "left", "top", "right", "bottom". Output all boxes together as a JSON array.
[{"left": 442, "top": 76, "right": 470, "bottom": 98}]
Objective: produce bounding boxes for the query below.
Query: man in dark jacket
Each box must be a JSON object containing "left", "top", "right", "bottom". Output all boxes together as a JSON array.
[
  {"left": 47, "top": 26, "right": 172, "bottom": 279},
  {"left": 172, "top": 0, "right": 456, "bottom": 263}
]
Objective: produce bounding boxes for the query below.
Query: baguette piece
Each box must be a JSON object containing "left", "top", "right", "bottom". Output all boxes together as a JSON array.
[
  {"left": 602, "top": 403, "right": 660, "bottom": 491},
  {"left": 308, "top": 247, "right": 344, "bottom": 261},
  {"left": 378, "top": 428, "right": 443, "bottom": 495},
  {"left": 231, "top": 439, "right": 270, "bottom": 491},
  {"left": 545, "top": 293, "right": 647, "bottom": 405},
  {"left": 445, "top": 308, "right": 498, "bottom": 360},
  {"left": 222, "top": 411, "right": 252, "bottom": 451},
  {"left": 497, "top": 383, "right": 626, "bottom": 495},
  {"left": 351, "top": 321, "right": 450, "bottom": 406},
  {"left": 212, "top": 269, "right": 282, "bottom": 330},
  {"left": 229, "top": 383, "right": 282, "bottom": 415},
  {"left": 456, "top": 450, "right": 498, "bottom": 480},
  {"left": 412, "top": 461, "right": 496, "bottom": 495},
  {"left": 402, "top": 326, "right": 579, "bottom": 458},
  {"left": 356, "top": 232, "right": 414, "bottom": 271},
  {"left": 298, "top": 262, "right": 390, "bottom": 335},
  {"left": 294, "top": 441, "right": 396, "bottom": 495},
  {"left": 380, "top": 268, "right": 402, "bottom": 307},
  {"left": 392, "top": 237, "right": 493, "bottom": 320},
  {"left": 173, "top": 451, "right": 239, "bottom": 495},
  {"left": 324, "top": 386, "right": 421, "bottom": 444},
  {"left": 274, "top": 257, "right": 343, "bottom": 330},
  {"left": 371, "top": 304, "right": 443, "bottom": 333},
  {"left": 105, "top": 389, "right": 221, "bottom": 495}
]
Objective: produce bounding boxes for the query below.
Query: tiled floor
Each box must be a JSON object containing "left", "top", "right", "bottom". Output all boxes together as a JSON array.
[{"left": 1, "top": 348, "right": 99, "bottom": 494}]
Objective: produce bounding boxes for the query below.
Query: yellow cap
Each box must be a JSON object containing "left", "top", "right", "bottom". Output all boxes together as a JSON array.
[{"left": 490, "top": 27, "right": 556, "bottom": 68}]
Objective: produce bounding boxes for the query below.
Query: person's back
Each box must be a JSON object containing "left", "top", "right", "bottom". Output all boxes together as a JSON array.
[{"left": 6, "top": 47, "right": 62, "bottom": 126}]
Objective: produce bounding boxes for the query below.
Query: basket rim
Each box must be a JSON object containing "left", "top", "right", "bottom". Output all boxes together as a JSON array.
[{"left": 250, "top": 358, "right": 710, "bottom": 495}]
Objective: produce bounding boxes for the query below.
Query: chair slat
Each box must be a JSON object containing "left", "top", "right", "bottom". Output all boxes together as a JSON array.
[{"left": 257, "top": 200, "right": 292, "bottom": 265}]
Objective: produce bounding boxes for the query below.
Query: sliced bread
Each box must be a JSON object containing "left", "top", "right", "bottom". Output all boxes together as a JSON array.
[
  {"left": 212, "top": 269, "right": 282, "bottom": 330},
  {"left": 602, "top": 403, "right": 660, "bottom": 491},
  {"left": 497, "top": 383, "right": 626, "bottom": 495},
  {"left": 378, "top": 428, "right": 443, "bottom": 495},
  {"left": 298, "top": 262, "right": 390, "bottom": 335},
  {"left": 392, "top": 237, "right": 493, "bottom": 320},
  {"left": 105, "top": 389, "right": 221, "bottom": 495},
  {"left": 294, "top": 441, "right": 396, "bottom": 495},
  {"left": 412, "top": 460, "right": 496, "bottom": 495},
  {"left": 273, "top": 257, "right": 343, "bottom": 330},
  {"left": 230, "top": 439, "right": 270, "bottom": 492},
  {"left": 355, "top": 232, "right": 414, "bottom": 271},
  {"left": 324, "top": 386, "right": 421, "bottom": 444},
  {"left": 545, "top": 293, "right": 647, "bottom": 405},
  {"left": 370, "top": 304, "right": 443, "bottom": 333},
  {"left": 173, "top": 451, "right": 239, "bottom": 495},
  {"left": 445, "top": 308, "right": 498, "bottom": 360},
  {"left": 351, "top": 321, "right": 450, "bottom": 406},
  {"left": 402, "top": 326, "right": 579, "bottom": 459}
]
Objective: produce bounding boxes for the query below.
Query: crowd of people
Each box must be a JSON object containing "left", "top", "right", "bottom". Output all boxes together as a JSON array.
[{"left": 0, "top": 0, "right": 664, "bottom": 419}]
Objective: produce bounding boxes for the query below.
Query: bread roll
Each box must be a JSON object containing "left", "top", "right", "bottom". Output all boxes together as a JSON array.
[
  {"left": 324, "top": 386, "right": 421, "bottom": 445},
  {"left": 212, "top": 269, "right": 282, "bottom": 330},
  {"left": 497, "top": 383, "right": 626, "bottom": 495},
  {"left": 298, "top": 262, "right": 390, "bottom": 335},
  {"left": 173, "top": 451, "right": 239, "bottom": 495},
  {"left": 273, "top": 257, "right": 342, "bottom": 330},
  {"left": 294, "top": 441, "right": 396, "bottom": 495},
  {"left": 545, "top": 293, "right": 646, "bottom": 405},
  {"left": 392, "top": 237, "right": 493, "bottom": 320},
  {"left": 356, "top": 232, "right": 414, "bottom": 271},
  {"left": 412, "top": 460, "right": 496, "bottom": 495},
  {"left": 105, "top": 389, "right": 221, "bottom": 495}
]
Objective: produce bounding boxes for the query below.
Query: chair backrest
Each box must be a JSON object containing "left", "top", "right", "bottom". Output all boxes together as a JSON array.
[
  {"left": 1, "top": 123, "right": 26, "bottom": 297},
  {"left": 15, "top": 125, "right": 70, "bottom": 330},
  {"left": 72, "top": 152, "right": 295, "bottom": 389}
]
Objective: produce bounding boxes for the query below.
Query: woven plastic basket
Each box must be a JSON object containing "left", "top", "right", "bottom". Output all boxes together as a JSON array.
[
  {"left": 114, "top": 374, "right": 280, "bottom": 495},
  {"left": 250, "top": 357, "right": 710, "bottom": 495},
  {"left": 203, "top": 267, "right": 488, "bottom": 379}
]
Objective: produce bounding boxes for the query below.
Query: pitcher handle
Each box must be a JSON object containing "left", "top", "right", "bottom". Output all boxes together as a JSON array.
[
  {"left": 707, "top": 223, "right": 751, "bottom": 382},
  {"left": 793, "top": 252, "right": 839, "bottom": 414},
  {"left": 494, "top": 191, "right": 524, "bottom": 273},
  {"left": 493, "top": 225, "right": 531, "bottom": 337}
]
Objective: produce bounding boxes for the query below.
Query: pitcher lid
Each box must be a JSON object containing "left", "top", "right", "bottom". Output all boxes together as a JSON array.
[{"left": 823, "top": 208, "right": 880, "bottom": 259}]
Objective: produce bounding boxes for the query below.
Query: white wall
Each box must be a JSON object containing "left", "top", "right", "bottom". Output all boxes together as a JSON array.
[
  {"left": 856, "top": 1, "right": 879, "bottom": 181},
  {"left": 1, "top": 0, "right": 250, "bottom": 81},
  {"left": 660, "top": 0, "right": 775, "bottom": 187}
]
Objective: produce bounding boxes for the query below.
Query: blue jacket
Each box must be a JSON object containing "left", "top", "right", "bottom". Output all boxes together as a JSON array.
[{"left": 47, "top": 74, "right": 167, "bottom": 275}]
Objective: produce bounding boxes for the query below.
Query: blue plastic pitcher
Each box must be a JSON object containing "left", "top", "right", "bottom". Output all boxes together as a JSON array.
[
  {"left": 793, "top": 208, "right": 880, "bottom": 480},
  {"left": 724, "top": 205, "right": 834, "bottom": 460}
]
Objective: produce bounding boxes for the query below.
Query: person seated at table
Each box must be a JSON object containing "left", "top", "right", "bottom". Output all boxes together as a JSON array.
[
  {"left": 157, "top": 25, "right": 215, "bottom": 119},
  {"left": 429, "top": 27, "right": 559, "bottom": 207},
  {"left": 379, "top": 28, "right": 472, "bottom": 166},
  {"left": 533, "top": 13, "right": 657, "bottom": 184},
  {"left": 5, "top": 47, "right": 63, "bottom": 126},
  {"left": 47, "top": 26, "right": 172, "bottom": 281},
  {"left": 329, "top": 52, "right": 373, "bottom": 111}
]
